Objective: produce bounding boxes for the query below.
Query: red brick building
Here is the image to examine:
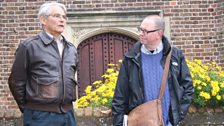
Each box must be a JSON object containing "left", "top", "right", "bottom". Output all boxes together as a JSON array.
[{"left": 0, "top": 0, "right": 223, "bottom": 118}]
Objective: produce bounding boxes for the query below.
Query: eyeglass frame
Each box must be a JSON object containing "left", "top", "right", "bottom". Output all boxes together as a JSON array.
[
  {"left": 46, "top": 13, "right": 68, "bottom": 20},
  {"left": 137, "top": 27, "right": 161, "bottom": 34}
]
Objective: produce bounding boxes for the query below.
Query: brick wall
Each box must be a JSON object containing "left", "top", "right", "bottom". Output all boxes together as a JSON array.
[{"left": 0, "top": 0, "right": 223, "bottom": 118}]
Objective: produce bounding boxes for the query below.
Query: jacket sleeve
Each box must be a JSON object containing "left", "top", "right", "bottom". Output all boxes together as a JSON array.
[
  {"left": 112, "top": 60, "right": 130, "bottom": 126},
  {"left": 178, "top": 51, "right": 194, "bottom": 120},
  {"left": 8, "top": 43, "right": 28, "bottom": 113}
]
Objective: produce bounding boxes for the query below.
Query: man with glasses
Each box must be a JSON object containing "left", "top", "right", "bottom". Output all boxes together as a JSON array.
[
  {"left": 8, "top": 2, "right": 78, "bottom": 126},
  {"left": 112, "top": 15, "right": 194, "bottom": 126}
]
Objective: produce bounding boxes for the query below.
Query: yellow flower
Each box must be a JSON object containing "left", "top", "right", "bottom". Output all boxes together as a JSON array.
[
  {"left": 108, "top": 63, "right": 115, "bottom": 67},
  {"left": 118, "top": 59, "right": 122, "bottom": 63},
  {"left": 102, "top": 98, "right": 108, "bottom": 104},
  {"left": 92, "top": 96, "right": 99, "bottom": 103},
  {"left": 212, "top": 90, "right": 217, "bottom": 96},
  {"left": 220, "top": 82, "right": 224, "bottom": 88},
  {"left": 201, "top": 82, "right": 207, "bottom": 86},
  {"left": 216, "top": 95, "right": 221, "bottom": 100},
  {"left": 199, "top": 92, "right": 211, "bottom": 100},
  {"left": 204, "top": 76, "right": 210, "bottom": 82},
  {"left": 93, "top": 80, "right": 102, "bottom": 85},
  {"left": 203, "top": 65, "right": 208, "bottom": 70},
  {"left": 193, "top": 80, "right": 201, "bottom": 86},
  {"left": 195, "top": 59, "right": 202, "bottom": 64},
  {"left": 211, "top": 81, "right": 219, "bottom": 87},
  {"left": 213, "top": 86, "right": 220, "bottom": 93},
  {"left": 85, "top": 86, "right": 92, "bottom": 94},
  {"left": 197, "top": 86, "right": 202, "bottom": 90},
  {"left": 216, "top": 66, "right": 222, "bottom": 71},
  {"left": 218, "top": 71, "right": 224, "bottom": 77},
  {"left": 107, "top": 68, "right": 114, "bottom": 73}
]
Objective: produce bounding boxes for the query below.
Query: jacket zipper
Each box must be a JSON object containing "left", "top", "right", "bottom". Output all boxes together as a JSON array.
[
  {"left": 133, "top": 54, "right": 145, "bottom": 103},
  {"left": 60, "top": 46, "right": 66, "bottom": 110},
  {"left": 138, "top": 68, "right": 144, "bottom": 103}
]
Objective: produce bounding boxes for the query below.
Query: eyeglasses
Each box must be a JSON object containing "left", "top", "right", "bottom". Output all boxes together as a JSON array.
[
  {"left": 137, "top": 27, "right": 160, "bottom": 34},
  {"left": 47, "top": 14, "right": 67, "bottom": 20}
]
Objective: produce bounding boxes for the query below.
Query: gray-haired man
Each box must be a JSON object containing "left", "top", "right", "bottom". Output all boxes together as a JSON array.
[{"left": 8, "top": 2, "right": 78, "bottom": 126}]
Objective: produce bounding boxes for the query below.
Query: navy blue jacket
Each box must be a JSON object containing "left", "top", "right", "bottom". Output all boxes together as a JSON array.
[{"left": 112, "top": 36, "right": 194, "bottom": 126}]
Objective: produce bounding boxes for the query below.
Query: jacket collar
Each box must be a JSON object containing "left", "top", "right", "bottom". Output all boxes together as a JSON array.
[
  {"left": 38, "top": 31, "right": 72, "bottom": 46},
  {"left": 125, "top": 36, "right": 171, "bottom": 59}
]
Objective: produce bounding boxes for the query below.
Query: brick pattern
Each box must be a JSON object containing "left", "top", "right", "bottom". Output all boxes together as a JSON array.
[{"left": 0, "top": 0, "right": 223, "bottom": 118}]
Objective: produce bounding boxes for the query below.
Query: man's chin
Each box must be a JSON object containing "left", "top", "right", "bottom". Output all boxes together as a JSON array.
[
  {"left": 58, "top": 30, "right": 64, "bottom": 34},
  {"left": 140, "top": 40, "right": 146, "bottom": 44}
]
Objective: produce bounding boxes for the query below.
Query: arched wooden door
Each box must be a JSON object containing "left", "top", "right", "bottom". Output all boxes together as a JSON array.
[{"left": 77, "top": 32, "right": 137, "bottom": 95}]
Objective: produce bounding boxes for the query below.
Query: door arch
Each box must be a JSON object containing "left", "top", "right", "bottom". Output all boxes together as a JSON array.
[{"left": 77, "top": 32, "right": 137, "bottom": 95}]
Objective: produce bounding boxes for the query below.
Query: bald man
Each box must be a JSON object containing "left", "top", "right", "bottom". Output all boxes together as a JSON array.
[{"left": 112, "top": 15, "right": 194, "bottom": 126}]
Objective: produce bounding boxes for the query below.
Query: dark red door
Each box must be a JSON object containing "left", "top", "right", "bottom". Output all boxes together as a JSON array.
[{"left": 77, "top": 32, "right": 137, "bottom": 95}]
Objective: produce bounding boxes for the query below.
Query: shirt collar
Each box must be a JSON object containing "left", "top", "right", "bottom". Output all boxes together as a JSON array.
[
  {"left": 141, "top": 41, "right": 163, "bottom": 55},
  {"left": 45, "top": 32, "right": 63, "bottom": 42}
]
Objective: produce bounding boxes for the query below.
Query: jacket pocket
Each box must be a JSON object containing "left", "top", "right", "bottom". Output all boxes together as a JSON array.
[
  {"left": 36, "top": 77, "right": 59, "bottom": 99},
  {"left": 28, "top": 76, "right": 60, "bottom": 103},
  {"left": 29, "top": 76, "right": 60, "bottom": 101}
]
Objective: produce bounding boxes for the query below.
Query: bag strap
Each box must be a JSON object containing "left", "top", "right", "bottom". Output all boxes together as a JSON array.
[{"left": 159, "top": 48, "right": 172, "bottom": 100}]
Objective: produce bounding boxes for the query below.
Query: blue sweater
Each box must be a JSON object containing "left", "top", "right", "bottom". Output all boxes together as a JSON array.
[{"left": 141, "top": 51, "right": 171, "bottom": 125}]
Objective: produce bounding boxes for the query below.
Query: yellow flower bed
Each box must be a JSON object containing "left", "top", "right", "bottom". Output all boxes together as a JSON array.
[
  {"left": 77, "top": 59, "right": 224, "bottom": 108},
  {"left": 187, "top": 59, "right": 224, "bottom": 107},
  {"left": 77, "top": 60, "right": 122, "bottom": 108}
]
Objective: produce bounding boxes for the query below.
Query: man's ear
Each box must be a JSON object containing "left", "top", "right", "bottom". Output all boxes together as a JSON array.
[
  {"left": 158, "top": 30, "right": 164, "bottom": 37},
  {"left": 39, "top": 16, "right": 47, "bottom": 26}
]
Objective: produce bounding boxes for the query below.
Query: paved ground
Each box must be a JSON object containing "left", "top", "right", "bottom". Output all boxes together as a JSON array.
[
  {"left": 0, "top": 118, "right": 23, "bottom": 126},
  {"left": 1, "top": 113, "right": 224, "bottom": 126}
]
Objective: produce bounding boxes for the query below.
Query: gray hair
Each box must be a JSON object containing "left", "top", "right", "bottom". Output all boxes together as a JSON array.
[{"left": 38, "top": 2, "right": 67, "bottom": 18}]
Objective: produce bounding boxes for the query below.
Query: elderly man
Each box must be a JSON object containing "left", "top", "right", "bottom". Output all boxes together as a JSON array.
[
  {"left": 112, "top": 15, "right": 194, "bottom": 126},
  {"left": 8, "top": 2, "right": 78, "bottom": 126}
]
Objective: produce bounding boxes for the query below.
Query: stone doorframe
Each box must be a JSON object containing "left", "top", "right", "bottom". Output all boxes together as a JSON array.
[
  {"left": 62, "top": 10, "right": 170, "bottom": 98},
  {"left": 63, "top": 10, "right": 170, "bottom": 46},
  {"left": 64, "top": 27, "right": 139, "bottom": 47}
]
